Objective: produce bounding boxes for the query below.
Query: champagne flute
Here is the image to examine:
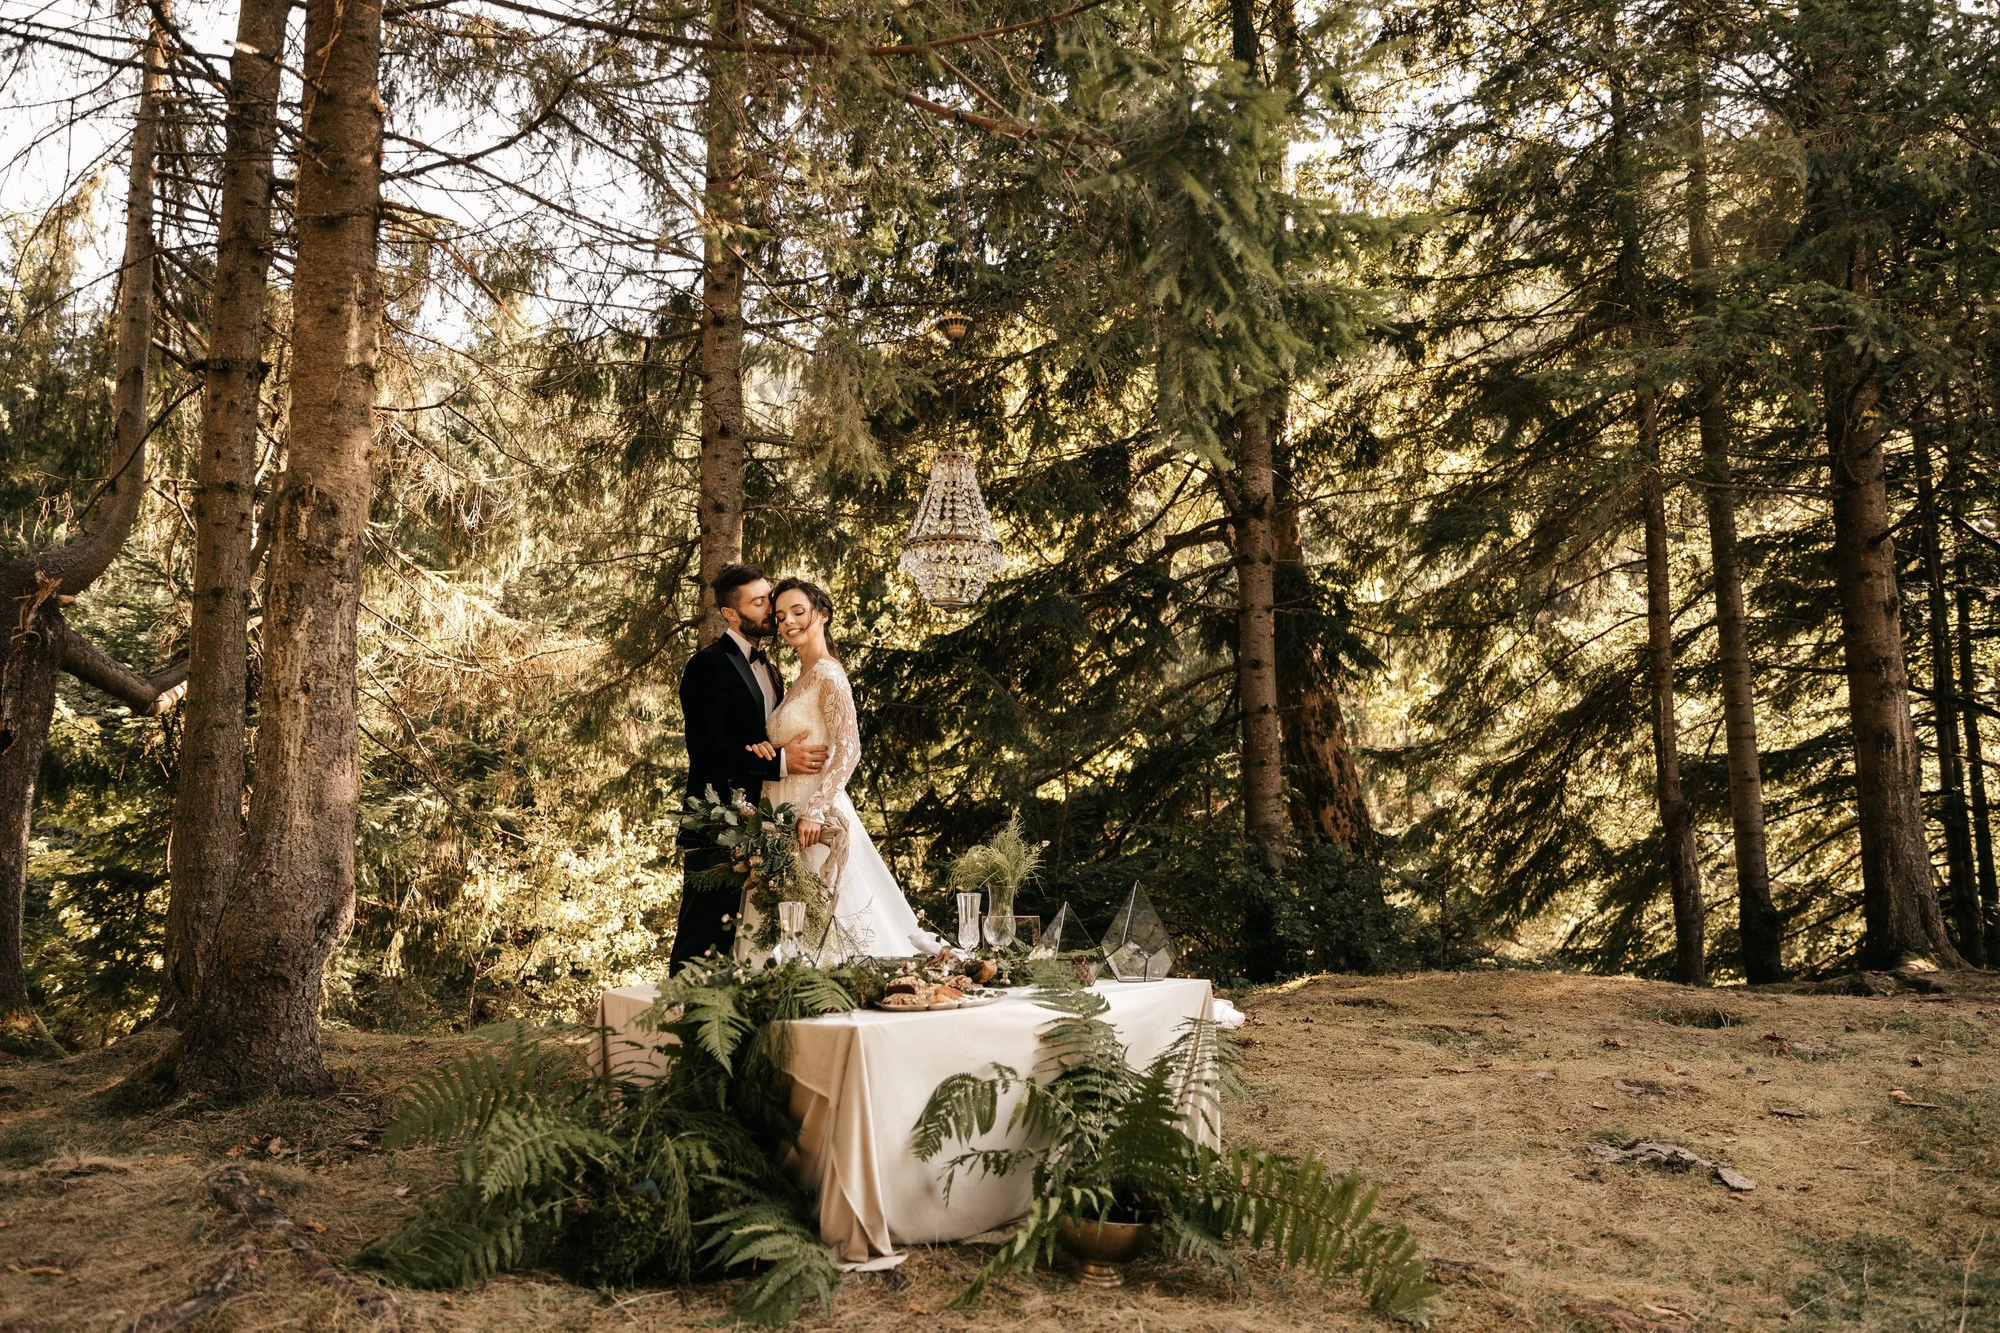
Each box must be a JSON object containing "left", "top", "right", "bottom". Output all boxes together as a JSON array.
[{"left": 955, "top": 892, "right": 982, "bottom": 951}]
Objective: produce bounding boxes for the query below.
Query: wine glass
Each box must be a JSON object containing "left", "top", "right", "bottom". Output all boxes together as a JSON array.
[
  {"left": 956, "top": 892, "right": 982, "bottom": 951},
  {"left": 772, "top": 900, "right": 807, "bottom": 966},
  {"left": 982, "top": 913, "right": 1017, "bottom": 952}
]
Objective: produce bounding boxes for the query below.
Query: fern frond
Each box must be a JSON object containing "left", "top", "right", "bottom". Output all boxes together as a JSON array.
[
  {"left": 351, "top": 1190, "right": 568, "bottom": 1287},
  {"left": 382, "top": 1035, "right": 585, "bottom": 1150},
  {"left": 911, "top": 1066, "right": 1017, "bottom": 1161},
  {"left": 465, "top": 1109, "right": 618, "bottom": 1201},
  {"left": 699, "top": 1200, "right": 840, "bottom": 1327}
]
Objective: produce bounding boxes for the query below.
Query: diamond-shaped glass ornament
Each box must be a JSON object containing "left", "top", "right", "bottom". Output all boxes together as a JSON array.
[
  {"left": 1028, "top": 902, "right": 1079, "bottom": 959},
  {"left": 1099, "top": 883, "right": 1174, "bottom": 981}
]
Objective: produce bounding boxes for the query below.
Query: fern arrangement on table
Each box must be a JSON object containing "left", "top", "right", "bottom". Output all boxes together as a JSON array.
[
  {"left": 912, "top": 984, "right": 1439, "bottom": 1322},
  {"left": 353, "top": 960, "right": 875, "bottom": 1326}
]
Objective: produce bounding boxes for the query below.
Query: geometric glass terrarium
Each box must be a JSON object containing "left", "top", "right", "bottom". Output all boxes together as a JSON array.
[
  {"left": 1028, "top": 902, "right": 1079, "bottom": 959},
  {"left": 1098, "top": 882, "right": 1174, "bottom": 982}
]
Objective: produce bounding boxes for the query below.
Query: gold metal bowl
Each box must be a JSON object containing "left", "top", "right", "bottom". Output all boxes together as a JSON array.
[{"left": 1055, "top": 1215, "right": 1154, "bottom": 1288}]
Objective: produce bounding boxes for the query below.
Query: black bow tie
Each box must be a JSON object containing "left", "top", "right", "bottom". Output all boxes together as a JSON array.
[{"left": 746, "top": 646, "right": 768, "bottom": 666}]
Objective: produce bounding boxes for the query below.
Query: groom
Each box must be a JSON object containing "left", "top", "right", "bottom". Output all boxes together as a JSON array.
[{"left": 670, "top": 562, "right": 828, "bottom": 968}]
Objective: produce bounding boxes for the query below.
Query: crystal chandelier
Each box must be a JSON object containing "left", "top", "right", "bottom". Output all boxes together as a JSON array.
[{"left": 900, "top": 447, "right": 1004, "bottom": 610}]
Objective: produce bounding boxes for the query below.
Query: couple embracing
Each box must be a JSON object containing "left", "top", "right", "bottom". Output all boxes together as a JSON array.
[{"left": 669, "top": 563, "right": 928, "bottom": 969}]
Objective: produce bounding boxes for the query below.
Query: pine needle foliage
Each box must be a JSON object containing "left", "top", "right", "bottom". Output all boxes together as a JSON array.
[
  {"left": 355, "top": 962, "right": 865, "bottom": 1325},
  {"left": 912, "top": 985, "right": 1438, "bottom": 1321}
]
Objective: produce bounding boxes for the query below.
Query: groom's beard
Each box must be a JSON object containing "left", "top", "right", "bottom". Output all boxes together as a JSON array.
[{"left": 742, "top": 615, "right": 777, "bottom": 639}]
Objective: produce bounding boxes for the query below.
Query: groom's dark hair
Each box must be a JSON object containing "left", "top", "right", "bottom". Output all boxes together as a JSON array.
[{"left": 711, "top": 562, "right": 766, "bottom": 610}]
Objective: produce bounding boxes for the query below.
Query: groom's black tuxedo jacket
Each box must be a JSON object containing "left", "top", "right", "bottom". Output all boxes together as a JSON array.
[{"left": 680, "top": 633, "right": 784, "bottom": 812}]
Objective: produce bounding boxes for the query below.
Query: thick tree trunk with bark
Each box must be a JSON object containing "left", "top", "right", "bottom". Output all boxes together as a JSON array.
[
  {"left": 694, "top": 0, "right": 748, "bottom": 647},
  {"left": 0, "top": 25, "right": 167, "bottom": 1052},
  {"left": 1273, "top": 440, "right": 1372, "bottom": 854},
  {"left": 166, "top": 0, "right": 288, "bottom": 1018},
  {"left": 0, "top": 599, "right": 64, "bottom": 1054},
  {"left": 179, "top": 0, "right": 382, "bottom": 1097},
  {"left": 1640, "top": 394, "right": 1706, "bottom": 985},
  {"left": 1687, "top": 80, "right": 1782, "bottom": 981},
  {"left": 1823, "top": 328, "right": 1959, "bottom": 966},
  {"left": 1913, "top": 427, "right": 1980, "bottom": 963},
  {"left": 1234, "top": 403, "right": 1287, "bottom": 868}
]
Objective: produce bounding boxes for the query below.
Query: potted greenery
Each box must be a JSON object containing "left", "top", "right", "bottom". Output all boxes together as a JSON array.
[{"left": 913, "top": 986, "right": 1437, "bottom": 1319}]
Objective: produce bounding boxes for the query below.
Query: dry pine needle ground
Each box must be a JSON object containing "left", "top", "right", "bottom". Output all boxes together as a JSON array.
[{"left": 1, "top": 969, "right": 1995, "bottom": 1331}]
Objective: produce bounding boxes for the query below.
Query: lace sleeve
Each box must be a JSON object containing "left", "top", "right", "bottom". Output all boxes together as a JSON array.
[{"left": 801, "top": 662, "right": 860, "bottom": 823}]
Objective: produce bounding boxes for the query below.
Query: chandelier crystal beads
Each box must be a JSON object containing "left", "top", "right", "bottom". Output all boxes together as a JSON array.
[{"left": 900, "top": 447, "right": 1004, "bottom": 609}]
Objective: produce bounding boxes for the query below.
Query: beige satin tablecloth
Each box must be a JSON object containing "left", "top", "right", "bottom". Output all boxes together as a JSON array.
[{"left": 594, "top": 977, "right": 1218, "bottom": 1262}]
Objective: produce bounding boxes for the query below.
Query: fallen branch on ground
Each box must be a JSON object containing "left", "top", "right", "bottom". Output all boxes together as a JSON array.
[
  {"left": 117, "top": 1241, "right": 259, "bottom": 1332},
  {"left": 207, "top": 1166, "right": 402, "bottom": 1329}
]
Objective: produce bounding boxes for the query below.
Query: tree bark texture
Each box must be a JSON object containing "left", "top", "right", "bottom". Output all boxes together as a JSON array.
[
  {"left": 694, "top": 0, "right": 748, "bottom": 647},
  {"left": 1273, "top": 439, "right": 1372, "bottom": 854},
  {"left": 0, "top": 599, "right": 63, "bottom": 1047},
  {"left": 1912, "top": 428, "right": 1980, "bottom": 963},
  {"left": 167, "top": 0, "right": 288, "bottom": 1017},
  {"left": 1234, "top": 403, "right": 1287, "bottom": 868},
  {"left": 0, "top": 24, "right": 166, "bottom": 1047},
  {"left": 1687, "top": 78, "right": 1782, "bottom": 981},
  {"left": 179, "top": 0, "right": 382, "bottom": 1097},
  {"left": 1823, "top": 329, "right": 1959, "bottom": 966}
]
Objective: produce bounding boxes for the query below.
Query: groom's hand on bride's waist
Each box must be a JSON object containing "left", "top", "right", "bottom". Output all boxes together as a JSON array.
[{"left": 783, "top": 737, "right": 829, "bottom": 775}]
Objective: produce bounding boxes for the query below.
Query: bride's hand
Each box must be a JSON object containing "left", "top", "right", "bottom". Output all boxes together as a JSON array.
[
  {"left": 745, "top": 741, "right": 778, "bottom": 760},
  {"left": 797, "top": 818, "right": 823, "bottom": 847}
]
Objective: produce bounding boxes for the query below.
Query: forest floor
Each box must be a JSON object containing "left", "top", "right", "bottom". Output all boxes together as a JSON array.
[{"left": 1, "top": 968, "right": 1996, "bottom": 1331}]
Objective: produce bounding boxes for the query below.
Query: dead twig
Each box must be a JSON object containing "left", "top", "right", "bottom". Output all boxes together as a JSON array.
[
  {"left": 207, "top": 1166, "right": 402, "bottom": 1329},
  {"left": 118, "top": 1241, "right": 260, "bottom": 1332}
]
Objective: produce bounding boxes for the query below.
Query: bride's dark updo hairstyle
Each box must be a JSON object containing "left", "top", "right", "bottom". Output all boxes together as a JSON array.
[{"left": 772, "top": 577, "right": 839, "bottom": 662}]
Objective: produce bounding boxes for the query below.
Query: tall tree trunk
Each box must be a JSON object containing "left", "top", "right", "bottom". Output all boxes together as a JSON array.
[
  {"left": 1687, "top": 68, "right": 1782, "bottom": 981},
  {"left": 1273, "top": 434, "right": 1372, "bottom": 854},
  {"left": 180, "top": 0, "right": 382, "bottom": 1097},
  {"left": 1235, "top": 402, "right": 1287, "bottom": 869},
  {"left": 166, "top": 0, "right": 288, "bottom": 1019},
  {"left": 0, "top": 596, "right": 64, "bottom": 1056},
  {"left": 1641, "top": 395, "right": 1706, "bottom": 985},
  {"left": 694, "top": 0, "right": 748, "bottom": 647},
  {"left": 0, "top": 22, "right": 167, "bottom": 1053},
  {"left": 1913, "top": 425, "right": 1980, "bottom": 963},
  {"left": 1948, "top": 434, "right": 1999, "bottom": 958},
  {"left": 1823, "top": 323, "right": 1959, "bottom": 966},
  {"left": 1613, "top": 57, "right": 1704, "bottom": 982},
  {"left": 1228, "top": 0, "right": 1285, "bottom": 869}
]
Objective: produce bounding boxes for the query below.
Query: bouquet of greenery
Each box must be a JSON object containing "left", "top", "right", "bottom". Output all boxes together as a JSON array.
[
  {"left": 947, "top": 812, "right": 1042, "bottom": 920},
  {"left": 677, "top": 786, "right": 834, "bottom": 952}
]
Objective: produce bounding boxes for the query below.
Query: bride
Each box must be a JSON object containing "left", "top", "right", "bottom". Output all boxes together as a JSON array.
[{"left": 737, "top": 578, "right": 928, "bottom": 961}]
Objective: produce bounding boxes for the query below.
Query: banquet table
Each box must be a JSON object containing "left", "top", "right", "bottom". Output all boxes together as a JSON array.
[{"left": 594, "top": 977, "right": 1220, "bottom": 1264}]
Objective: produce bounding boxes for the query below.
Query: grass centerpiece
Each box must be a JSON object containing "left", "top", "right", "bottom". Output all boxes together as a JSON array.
[
  {"left": 947, "top": 812, "right": 1042, "bottom": 931},
  {"left": 353, "top": 958, "right": 889, "bottom": 1326},
  {"left": 912, "top": 984, "right": 1438, "bottom": 1321}
]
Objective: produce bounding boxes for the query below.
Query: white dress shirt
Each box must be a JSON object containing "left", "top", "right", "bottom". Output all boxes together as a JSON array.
[{"left": 726, "top": 627, "right": 784, "bottom": 773}]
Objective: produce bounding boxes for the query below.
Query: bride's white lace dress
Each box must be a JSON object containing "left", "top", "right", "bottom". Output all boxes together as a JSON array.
[{"left": 738, "top": 656, "right": 926, "bottom": 962}]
